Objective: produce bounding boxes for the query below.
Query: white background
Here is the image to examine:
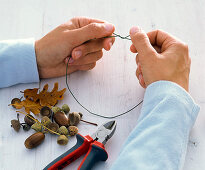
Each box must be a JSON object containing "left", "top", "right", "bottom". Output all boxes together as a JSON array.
[{"left": 0, "top": 0, "right": 205, "bottom": 169}]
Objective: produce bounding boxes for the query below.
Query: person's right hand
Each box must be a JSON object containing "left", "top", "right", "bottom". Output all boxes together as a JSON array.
[
  {"left": 129, "top": 27, "right": 191, "bottom": 91},
  {"left": 35, "top": 17, "right": 115, "bottom": 79}
]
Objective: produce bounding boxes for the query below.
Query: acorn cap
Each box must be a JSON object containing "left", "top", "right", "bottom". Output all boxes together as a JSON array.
[
  {"left": 23, "top": 124, "right": 31, "bottom": 131},
  {"left": 24, "top": 115, "right": 35, "bottom": 126},
  {"left": 11, "top": 119, "right": 21, "bottom": 132},
  {"left": 31, "top": 123, "right": 42, "bottom": 132},
  {"left": 11, "top": 98, "right": 22, "bottom": 109},
  {"left": 69, "top": 126, "right": 78, "bottom": 136},
  {"left": 57, "top": 135, "right": 68, "bottom": 145},
  {"left": 41, "top": 116, "right": 51, "bottom": 127},
  {"left": 47, "top": 122, "right": 59, "bottom": 134},
  {"left": 61, "top": 104, "right": 70, "bottom": 114},
  {"left": 57, "top": 126, "right": 68, "bottom": 135},
  {"left": 69, "top": 112, "right": 81, "bottom": 126},
  {"left": 40, "top": 106, "right": 52, "bottom": 118},
  {"left": 52, "top": 107, "right": 61, "bottom": 114}
]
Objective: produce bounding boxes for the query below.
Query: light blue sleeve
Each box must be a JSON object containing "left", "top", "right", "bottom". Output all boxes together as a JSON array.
[
  {"left": 111, "top": 81, "right": 199, "bottom": 170},
  {"left": 0, "top": 39, "right": 39, "bottom": 88}
]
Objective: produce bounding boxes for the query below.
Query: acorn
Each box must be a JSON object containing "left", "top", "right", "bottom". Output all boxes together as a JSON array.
[
  {"left": 22, "top": 124, "right": 31, "bottom": 131},
  {"left": 57, "top": 126, "right": 68, "bottom": 135},
  {"left": 31, "top": 123, "right": 42, "bottom": 132},
  {"left": 57, "top": 135, "right": 68, "bottom": 145},
  {"left": 69, "top": 112, "right": 81, "bottom": 126},
  {"left": 40, "top": 106, "right": 52, "bottom": 118},
  {"left": 24, "top": 132, "right": 45, "bottom": 149},
  {"left": 52, "top": 107, "right": 61, "bottom": 114},
  {"left": 53, "top": 111, "right": 69, "bottom": 127},
  {"left": 11, "top": 119, "right": 21, "bottom": 132},
  {"left": 11, "top": 98, "right": 22, "bottom": 109},
  {"left": 69, "top": 126, "right": 78, "bottom": 136},
  {"left": 47, "top": 122, "right": 59, "bottom": 134},
  {"left": 61, "top": 104, "right": 70, "bottom": 114},
  {"left": 41, "top": 116, "right": 51, "bottom": 127},
  {"left": 24, "top": 115, "right": 35, "bottom": 126}
]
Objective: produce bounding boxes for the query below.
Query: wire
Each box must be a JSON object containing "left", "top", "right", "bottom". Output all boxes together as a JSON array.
[{"left": 65, "top": 33, "right": 143, "bottom": 119}]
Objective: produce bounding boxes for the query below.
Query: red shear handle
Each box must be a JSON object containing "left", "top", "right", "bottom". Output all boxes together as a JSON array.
[
  {"left": 78, "top": 141, "right": 108, "bottom": 170},
  {"left": 43, "top": 134, "right": 93, "bottom": 170}
]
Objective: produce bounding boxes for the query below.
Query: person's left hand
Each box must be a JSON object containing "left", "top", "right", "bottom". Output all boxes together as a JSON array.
[{"left": 35, "top": 17, "right": 115, "bottom": 78}]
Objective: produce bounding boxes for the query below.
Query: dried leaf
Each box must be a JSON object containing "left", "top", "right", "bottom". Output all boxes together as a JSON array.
[
  {"left": 9, "top": 99, "right": 41, "bottom": 115},
  {"left": 23, "top": 82, "right": 66, "bottom": 107},
  {"left": 9, "top": 82, "right": 66, "bottom": 115},
  {"left": 23, "top": 88, "right": 39, "bottom": 102},
  {"left": 22, "top": 99, "right": 42, "bottom": 115},
  {"left": 38, "top": 83, "right": 66, "bottom": 106}
]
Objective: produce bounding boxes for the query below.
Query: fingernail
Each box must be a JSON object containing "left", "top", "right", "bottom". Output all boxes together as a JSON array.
[
  {"left": 130, "top": 26, "right": 140, "bottom": 35},
  {"left": 104, "top": 23, "right": 114, "bottom": 32},
  {"left": 74, "top": 50, "right": 82, "bottom": 59}
]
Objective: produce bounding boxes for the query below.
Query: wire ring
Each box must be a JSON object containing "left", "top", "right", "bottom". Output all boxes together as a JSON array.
[{"left": 65, "top": 33, "right": 143, "bottom": 119}]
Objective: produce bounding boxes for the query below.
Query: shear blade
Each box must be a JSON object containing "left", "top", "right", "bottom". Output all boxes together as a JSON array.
[{"left": 91, "top": 120, "right": 117, "bottom": 145}]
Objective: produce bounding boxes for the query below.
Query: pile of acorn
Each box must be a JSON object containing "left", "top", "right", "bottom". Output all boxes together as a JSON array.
[{"left": 10, "top": 104, "right": 92, "bottom": 149}]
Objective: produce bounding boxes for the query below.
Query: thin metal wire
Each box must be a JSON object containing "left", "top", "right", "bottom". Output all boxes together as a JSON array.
[
  {"left": 65, "top": 33, "right": 143, "bottom": 119},
  {"left": 106, "top": 33, "right": 131, "bottom": 40}
]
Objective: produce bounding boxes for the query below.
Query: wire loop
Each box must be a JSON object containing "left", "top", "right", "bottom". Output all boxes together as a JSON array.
[{"left": 65, "top": 33, "right": 143, "bottom": 119}]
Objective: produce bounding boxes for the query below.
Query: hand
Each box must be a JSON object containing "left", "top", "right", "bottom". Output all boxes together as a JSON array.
[
  {"left": 129, "top": 27, "right": 191, "bottom": 91},
  {"left": 35, "top": 17, "right": 115, "bottom": 78}
]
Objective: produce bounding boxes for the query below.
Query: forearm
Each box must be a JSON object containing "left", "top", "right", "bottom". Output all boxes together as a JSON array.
[
  {"left": 0, "top": 38, "right": 39, "bottom": 88},
  {"left": 111, "top": 81, "right": 199, "bottom": 170}
]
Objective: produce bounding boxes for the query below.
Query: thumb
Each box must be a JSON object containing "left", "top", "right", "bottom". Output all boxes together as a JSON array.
[
  {"left": 70, "top": 22, "right": 115, "bottom": 45},
  {"left": 130, "top": 26, "right": 155, "bottom": 56}
]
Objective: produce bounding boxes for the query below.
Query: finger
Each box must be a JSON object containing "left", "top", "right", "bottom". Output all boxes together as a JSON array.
[
  {"left": 130, "top": 44, "right": 137, "bottom": 53},
  {"left": 137, "top": 63, "right": 142, "bottom": 73},
  {"left": 136, "top": 68, "right": 141, "bottom": 79},
  {"left": 71, "top": 51, "right": 103, "bottom": 65},
  {"left": 103, "top": 37, "right": 115, "bottom": 51},
  {"left": 147, "top": 30, "right": 179, "bottom": 52},
  {"left": 72, "top": 39, "right": 104, "bottom": 60},
  {"left": 139, "top": 73, "right": 146, "bottom": 88},
  {"left": 52, "top": 63, "right": 78, "bottom": 77},
  {"left": 70, "top": 22, "right": 115, "bottom": 45},
  {"left": 65, "top": 56, "right": 74, "bottom": 64},
  {"left": 77, "top": 62, "right": 96, "bottom": 71},
  {"left": 129, "top": 26, "right": 156, "bottom": 57},
  {"left": 136, "top": 54, "right": 139, "bottom": 65},
  {"left": 131, "top": 43, "right": 161, "bottom": 53},
  {"left": 71, "top": 17, "right": 105, "bottom": 27},
  {"left": 153, "top": 45, "right": 161, "bottom": 53}
]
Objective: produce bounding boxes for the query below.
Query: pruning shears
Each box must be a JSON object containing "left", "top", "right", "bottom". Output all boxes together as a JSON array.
[{"left": 44, "top": 120, "right": 117, "bottom": 170}]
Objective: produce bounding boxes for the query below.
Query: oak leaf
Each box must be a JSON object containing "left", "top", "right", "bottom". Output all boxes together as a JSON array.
[
  {"left": 23, "top": 88, "right": 39, "bottom": 102},
  {"left": 39, "top": 83, "right": 66, "bottom": 106},
  {"left": 9, "top": 99, "right": 41, "bottom": 115},
  {"left": 10, "top": 82, "right": 66, "bottom": 115},
  {"left": 23, "top": 82, "right": 66, "bottom": 107}
]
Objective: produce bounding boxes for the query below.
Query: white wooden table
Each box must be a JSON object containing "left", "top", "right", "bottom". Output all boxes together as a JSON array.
[{"left": 0, "top": 0, "right": 205, "bottom": 169}]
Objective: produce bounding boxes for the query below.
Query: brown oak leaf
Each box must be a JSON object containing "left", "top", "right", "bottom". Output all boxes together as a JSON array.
[
  {"left": 21, "top": 99, "right": 42, "bottom": 115},
  {"left": 38, "top": 83, "right": 66, "bottom": 106},
  {"left": 10, "top": 82, "right": 66, "bottom": 114},
  {"left": 23, "top": 82, "right": 66, "bottom": 107},
  {"left": 9, "top": 99, "right": 41, "bottom": 115},
  {"left": 23, "top": 88, "right": 39, "bottom": 102}
]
